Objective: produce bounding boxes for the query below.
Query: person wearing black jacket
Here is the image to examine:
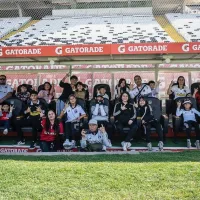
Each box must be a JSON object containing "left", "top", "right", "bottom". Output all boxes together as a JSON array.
[
  {"left": 113, "top": 92, "right": 137, "bottom": 151},
  {"left": 14, "top": 91, "right": 47, "bottom": 149},
  {"left": 137, "top": 96, "right": 163, "bottom": 151},
  {"left": 56, "top": 73, "right": 76, "bottom": 115}
]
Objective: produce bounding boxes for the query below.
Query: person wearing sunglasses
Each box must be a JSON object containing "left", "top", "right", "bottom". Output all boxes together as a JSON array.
[{"left": 0, "top": 75, "right": 13, "bottom": 104}]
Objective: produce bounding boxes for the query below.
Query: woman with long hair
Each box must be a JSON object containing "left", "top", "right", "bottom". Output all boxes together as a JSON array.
[
  {"left": 167, "top": 76, "right": 191, "bottom": 114},
  {"left": 113, "top": 91, "right": 137, "bottom": 151},
  {"left": 40, "top": 109, "right": 64, "bottom": 152},
  {"left": 114, "top": 78, "right": 129, "bottom": 99},
  {"left": 58, "top": 94, "right": 86, "bottom": 149},
  {"left": 167, "top": 76, "right": 190, "bottom": 100}
]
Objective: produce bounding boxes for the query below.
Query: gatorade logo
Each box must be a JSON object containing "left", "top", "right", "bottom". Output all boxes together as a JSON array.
[
  {"left": 0, "top": 48, "right": 2, "bottom": 56},
  {"left": 118, "top": 45, "right": 125, "bottom": 53},
  {"left": 182, "top": 44, "right": 189, "bottom": 52}
]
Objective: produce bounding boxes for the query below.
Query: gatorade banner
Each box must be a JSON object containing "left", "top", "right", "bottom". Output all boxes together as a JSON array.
[{"left": 0, "top": 42, "right": 200, "bottom": 58}]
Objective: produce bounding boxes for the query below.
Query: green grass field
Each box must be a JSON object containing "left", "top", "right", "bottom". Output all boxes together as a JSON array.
[{"left": 0, "top": 151, "right": 200, "bottom": 200}]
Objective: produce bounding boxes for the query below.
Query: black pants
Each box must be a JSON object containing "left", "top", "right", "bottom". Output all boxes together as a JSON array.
[
  {"left": 15, "top": 116, "right": 42, "bottom": 142},
  {"left": 143, "top": 120, "right": 163, "bottom": 143},
  {"left": 116, "top": 121, "right": 137, "bottom": 142},
  {"left": 184, "top": 120, "right": 200, "bottom": 140},
  {"left": 40, "top": 141, "right": 54, "bottom": 152},
  {"left": 65, "top": 122, "right": 80, "bottom": 141}
]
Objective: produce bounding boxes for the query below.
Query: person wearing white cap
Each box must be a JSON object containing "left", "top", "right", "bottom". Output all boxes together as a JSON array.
[
  {"left": 80, "top": 119, "right": 112, "bottom": 151},
  {"left": 176, "top": 99, "right": 200, "bottom": 149}
]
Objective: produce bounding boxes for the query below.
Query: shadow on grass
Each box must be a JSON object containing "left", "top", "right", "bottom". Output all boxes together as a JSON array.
[{"left": 0, "top": 151, "right": 200, "bottom": 163}]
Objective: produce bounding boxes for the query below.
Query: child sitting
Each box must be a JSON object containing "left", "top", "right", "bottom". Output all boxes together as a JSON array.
[
  {"left": 74, "top": 82, "right": 87, "bottom": 100},
  {"left": 0, "top": 102, "right": 14, "bottom": 135},
  {"left": 148, "top": 80, "right": 160, "bottom": 98},
  {"left": 97, "top": 86, "right": 109, "bottom": 100},
  {"left": 137, "top": 96, "right": 163, "bottom": 151},
  {"left": 176, "top": 99, "right": 200, "bottom": 149},
  {"left": 16, "top": 84, "right": 30, "bottom": 103},
  {"left": 15, "top": 91, "right": 47, "bottom": 149}
]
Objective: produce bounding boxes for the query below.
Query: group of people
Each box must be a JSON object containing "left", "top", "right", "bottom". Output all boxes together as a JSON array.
[{"left": 0, "top": 73, "right": 200, "bottom": 151}]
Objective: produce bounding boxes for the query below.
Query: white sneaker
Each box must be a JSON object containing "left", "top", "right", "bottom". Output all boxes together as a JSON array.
[
  {"left": 63, "top": 139, "right": 72, "bottom": 149},
  {"left": 194, "top": 140, "right": 200, "bottom": 149},
  {"left": 147, "top": 142, "right": 152, "bottom": 151},
  {"left": 108, "top": 139, "right": 112, "bottom": 147},
  {"left": 123, "top": 142, "right": 127, "bottom": 151},
  {"left": 3, "top": 128, "right": 8, "bottom": 135},
  {"left": 158, "top": 141, "right": 164, "bottom": 151},
  {"left": 102, "top": 145, "right": 107, "bottom": 151},
  {"left": 71, "top": 140, "right": 76, "bottom": 148},
  {"left": 15, "top": 141, "right": 25, "bottom": 146},
  {"left": 121, "top": 141, "right": 125, "bottom": 147},
  {"left": 127, "top": 142, "right": 131, "bottom": 149},
  {"left": 187, "top": 139, "right": 191, "bottom": 148}
]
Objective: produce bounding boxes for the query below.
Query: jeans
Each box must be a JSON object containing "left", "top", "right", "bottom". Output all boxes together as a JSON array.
[
  {"left": 0, "top": 120, "right": 10, "bottom": 130},
  {"left": 40, "top": 141, "right": 54, "bottom": 152},
  {"left": 56, "top": 99, "right": 65, "bottom": 116}
]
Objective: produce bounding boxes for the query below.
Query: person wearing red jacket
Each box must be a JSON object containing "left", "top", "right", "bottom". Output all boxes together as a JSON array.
[
  {"left": 40, "top": 110, "right": 64, "bottom": 152},
  {"left": 0, "top": 102, "right": 14, "bottom": 135}
]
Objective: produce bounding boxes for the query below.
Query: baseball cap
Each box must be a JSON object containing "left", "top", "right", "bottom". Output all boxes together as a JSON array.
[
  {"left": 88, "top": 119, "right": 98, "bottom": 125},
  {"left": 183, "top": 99, "right": 192, "bottom": 105}
]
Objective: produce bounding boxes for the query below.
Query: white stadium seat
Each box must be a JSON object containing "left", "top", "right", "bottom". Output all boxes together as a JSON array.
[
  {"left": 0, "top": 17, "right": 31, "bottom": 40},
  {"left": 166, "top": 13, "right": 200, "bottom": 42},
  {"left": 0, "top": 15, "right": 173, "bottom": 46}
]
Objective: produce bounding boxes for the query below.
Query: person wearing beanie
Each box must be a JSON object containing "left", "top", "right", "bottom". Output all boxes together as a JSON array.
[
  {"left": 80, "top": 119, "right": 112, "bottom": 151},
  {"left": 137, "top": 96, "right": 164, "bottom": 151},
  {"left": 176, "top": 99, "right": 200, "bottom": 149}
]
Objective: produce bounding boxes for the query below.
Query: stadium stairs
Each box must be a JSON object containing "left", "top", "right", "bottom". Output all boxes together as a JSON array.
[
  {"left": 155, "top": 15, "right": 186, "bottom": 42},
  {"left": 0, "top": 20, "right": 39, "bottom": 41}
]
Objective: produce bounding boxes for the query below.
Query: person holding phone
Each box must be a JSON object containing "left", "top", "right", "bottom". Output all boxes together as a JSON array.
[{"left": 80, "top": 119, "right": 112, "bottom": 151}]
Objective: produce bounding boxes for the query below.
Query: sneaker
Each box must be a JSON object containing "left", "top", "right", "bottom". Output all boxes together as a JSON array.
[
  {"left": 15, "top": 140, "right": 25, "bottom": 146},
  {"left": 3, "top": 129, "right": 8, "bottom": 135},
  {"left": 71, "top": 140, "right": 76, "bottom": 148},
  {"left": 102, "top": 145, "right": 107, "bottom": 151},
  {"left": 29, "top": 142, "right": 37, "bottom": 149},
  {"left": 194, "top": 140, "right": 200, "bottom": 149},
  {"left": 63, "top": 139, "right": 72, "bottom": 149},
  {"left": 158, "top": 141, "right": 164, "bottom": 151},
  {"left": 187, "top": 139, "right": 191, "bottom": 148},
  {"left": 123, "top": 142, "right": 127, "bottom": 151},
  {"left": 147, "top": 142, "right": 152, "bottom": 151},
  {"left": 127, "top": 142, "right": 131, "bottom": 149},
  {"left": 121, "top": 141, "right": 125, "bottom": 147},
  {"left": 108, "top": 139, "right": 112, "bottom": 147}
]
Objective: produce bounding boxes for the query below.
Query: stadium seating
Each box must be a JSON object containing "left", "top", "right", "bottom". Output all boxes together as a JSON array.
[
  {"left": 0, "top": 17, "right": 31, "bottom": 40},
  {"left": 166, "top": 13, "right": 200, "bottom": 42},
  {"left": 0, "top": 15, "right": 173, "bottom": 46}
]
